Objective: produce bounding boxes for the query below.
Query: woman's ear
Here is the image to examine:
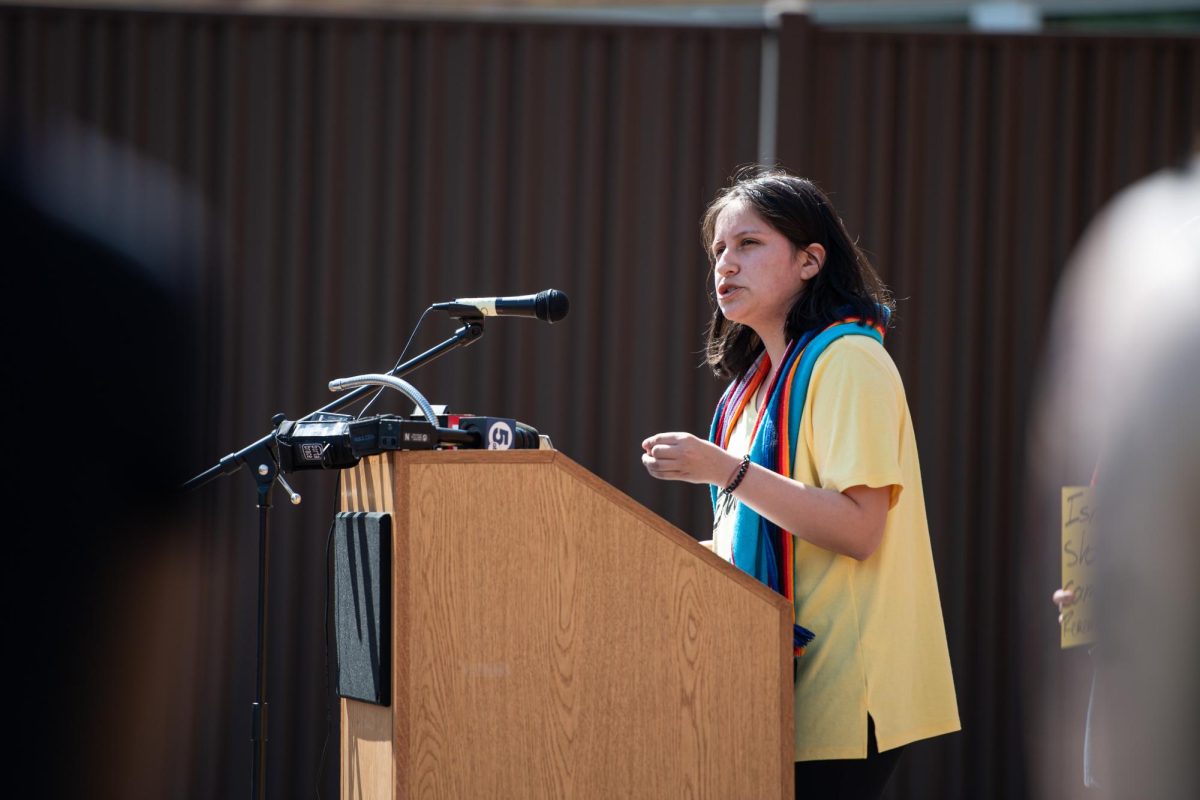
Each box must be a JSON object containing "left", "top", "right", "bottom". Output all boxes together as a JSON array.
[{"left": 800, "top": 243, "right": 826, "bottom": 279}]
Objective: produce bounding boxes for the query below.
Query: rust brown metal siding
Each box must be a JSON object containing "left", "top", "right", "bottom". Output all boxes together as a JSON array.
[
  {"left": 0, "top": 7, "right": 761, "bottom": 797},
  {"left": 777, "top": 15, "right": 1199, "bottom": 800}
]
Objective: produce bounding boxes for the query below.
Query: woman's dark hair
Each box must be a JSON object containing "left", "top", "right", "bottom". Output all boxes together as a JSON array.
[{"left": 702, "top": 166, "right": 893, "bottom": 379}]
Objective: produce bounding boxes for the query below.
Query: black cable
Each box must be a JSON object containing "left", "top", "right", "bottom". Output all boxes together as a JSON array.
[
  {"left": 357, "top": 305, "right": 434, "bottom": 419},
  {"left": 314, "top": 472, "right": 341, "bottom": 799}
]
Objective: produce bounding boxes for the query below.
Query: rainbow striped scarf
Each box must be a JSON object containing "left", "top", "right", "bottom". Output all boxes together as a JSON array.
[{"left": 708, "top": 315, "right": 886, "bottom": 655}]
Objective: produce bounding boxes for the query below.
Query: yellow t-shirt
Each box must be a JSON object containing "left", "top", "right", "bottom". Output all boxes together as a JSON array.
[{"left": 712, "top": 336, "right": 960, "bottom": 760}]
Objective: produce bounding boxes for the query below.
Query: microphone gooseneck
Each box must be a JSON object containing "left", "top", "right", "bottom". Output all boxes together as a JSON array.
[{"left": 327, "top": 373, "right": 438, "bottom": 426}]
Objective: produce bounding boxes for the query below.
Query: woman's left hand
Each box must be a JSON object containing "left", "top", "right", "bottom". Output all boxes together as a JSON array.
[{"left": 641, "top": 432, "right": 738, "bottom": 486}]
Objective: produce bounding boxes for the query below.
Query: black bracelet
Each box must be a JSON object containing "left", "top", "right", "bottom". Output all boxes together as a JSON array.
[{"left": 722, "top": 454, "right": 751, "bottom": 495}]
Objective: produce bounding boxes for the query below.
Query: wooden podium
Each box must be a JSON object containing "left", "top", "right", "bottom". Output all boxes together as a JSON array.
[{"left": 338, "top": 450, "right": 793, "bottom": 799}]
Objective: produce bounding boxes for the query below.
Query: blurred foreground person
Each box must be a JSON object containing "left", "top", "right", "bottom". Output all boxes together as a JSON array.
[
  {"left": 1, "top": 119, "right": 211, "bottom": 798},
  {"left": 1032, "top": 153, "right": 1200, "bottom": 799}
]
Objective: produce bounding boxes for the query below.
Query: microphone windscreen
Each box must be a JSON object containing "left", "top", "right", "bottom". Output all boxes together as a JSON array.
[{"left": 536, "top": 289, "right": 570, "bottom": 323}]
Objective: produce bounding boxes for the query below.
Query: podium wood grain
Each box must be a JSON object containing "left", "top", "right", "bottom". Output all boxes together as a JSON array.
[
  {"left": 340, "top": 450, "right": 793, "bottom": 799},
  {"left": 340, "top": 453, "right": 402, "bottom": 800}
]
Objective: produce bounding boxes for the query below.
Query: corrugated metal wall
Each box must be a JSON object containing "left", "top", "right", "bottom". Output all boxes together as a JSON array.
[
  {"left": 2, "top": 4, "right": 1197, "bottom": 798},
  {"left": 0, "top": 7, "right": 761, "bottom": 798},
  {"left": 777, "top": 15, "right": 1199, "bottom": 800}
]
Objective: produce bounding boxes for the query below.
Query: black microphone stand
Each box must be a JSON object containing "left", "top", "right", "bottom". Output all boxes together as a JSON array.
[{"left": 184, "top": 317, "right": 484, "bottom": 800}]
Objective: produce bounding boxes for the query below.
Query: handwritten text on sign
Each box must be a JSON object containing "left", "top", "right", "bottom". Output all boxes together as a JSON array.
[{"left": 1061, "top": 486, "right": 1097, "bottom": 648}]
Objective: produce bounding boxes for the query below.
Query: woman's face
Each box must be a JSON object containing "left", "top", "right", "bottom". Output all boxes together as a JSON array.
[{"left": 711, "top": 199, "right": 814, "bottom": 338}]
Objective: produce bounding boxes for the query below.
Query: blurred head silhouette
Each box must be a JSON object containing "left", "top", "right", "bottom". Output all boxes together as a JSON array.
[
  {"left": 2, "top": 117, "right": 209, "bottom": 798},
  {"left": 1031, "top": 152, "right": 1200, "bottom": 799}
]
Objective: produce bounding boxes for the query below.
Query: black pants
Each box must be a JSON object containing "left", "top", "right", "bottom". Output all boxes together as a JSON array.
[{"left": 793, "top": 717, "right": 904, "bottom": 799}]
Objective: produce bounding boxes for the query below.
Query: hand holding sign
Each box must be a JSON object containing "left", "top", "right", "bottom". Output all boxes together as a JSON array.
[
  {"left": 1052, "top": 587, "right": 1076, "bottom": 624},
  {"left": 1060, "top": 486, "right": 1097, "bottom": 648}
]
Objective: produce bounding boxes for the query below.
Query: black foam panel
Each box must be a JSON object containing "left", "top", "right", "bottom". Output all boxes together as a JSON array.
[{"left": 333, "top": 511, "right": 391, "bottom": 706}]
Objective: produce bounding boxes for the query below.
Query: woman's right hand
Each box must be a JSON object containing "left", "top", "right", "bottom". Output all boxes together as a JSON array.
[{"left": 641, "top": 432, "right": 739, "bottom": 487}]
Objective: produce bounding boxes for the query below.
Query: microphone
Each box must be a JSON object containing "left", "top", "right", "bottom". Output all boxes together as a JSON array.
[{"left": 431, "top": 289, "right": 569, "bottom": 323}]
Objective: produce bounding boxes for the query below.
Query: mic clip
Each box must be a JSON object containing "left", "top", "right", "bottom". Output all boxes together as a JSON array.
[{"left": 430, "top": 301, "right": 486, "bottom": 320}]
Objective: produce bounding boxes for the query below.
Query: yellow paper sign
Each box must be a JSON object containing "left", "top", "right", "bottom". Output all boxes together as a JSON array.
[{"left": 1061, "top": 486, "right": 1097, "bottom": 648}]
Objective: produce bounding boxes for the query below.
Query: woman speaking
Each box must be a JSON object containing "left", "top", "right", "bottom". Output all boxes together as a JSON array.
[{"left": 642, "top": 168, "right": 959, "bottom": 798}]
